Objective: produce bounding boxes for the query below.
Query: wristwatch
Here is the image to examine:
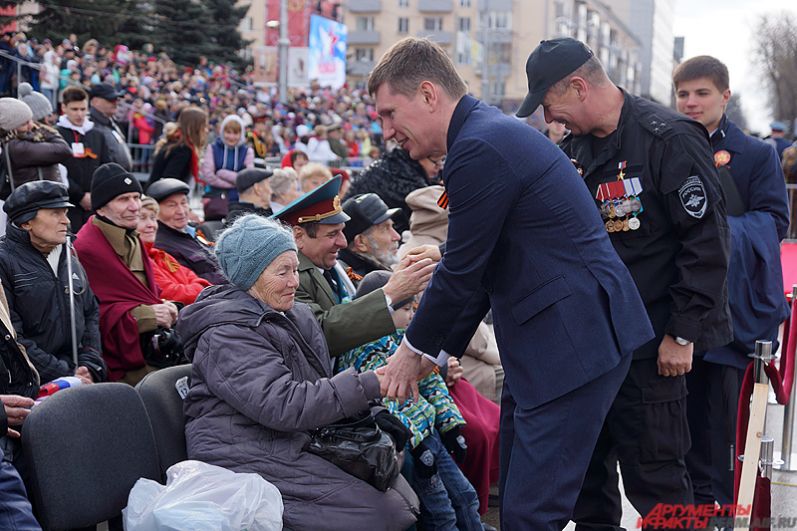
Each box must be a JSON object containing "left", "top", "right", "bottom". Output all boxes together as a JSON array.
[{"left": 673, "top": 336, "right": 692, "bottom": 346}]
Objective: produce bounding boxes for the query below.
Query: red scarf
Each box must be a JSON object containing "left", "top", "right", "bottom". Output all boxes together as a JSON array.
[{"left": 74, "top": 218, "right": 161, "bottom": 380}]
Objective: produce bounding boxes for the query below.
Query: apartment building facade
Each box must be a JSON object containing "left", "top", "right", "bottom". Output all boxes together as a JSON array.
[{"left": 342, "top": 0, "right": 643, "bottom": 111}]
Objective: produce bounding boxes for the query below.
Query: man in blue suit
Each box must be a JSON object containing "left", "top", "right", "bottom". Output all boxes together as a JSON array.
[{"left": 370, "top": 37, "right": 654, "bottom": 530}]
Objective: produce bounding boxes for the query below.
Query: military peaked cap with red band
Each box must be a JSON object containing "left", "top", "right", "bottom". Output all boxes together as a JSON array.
[{"left": 272, "top": 175, "right": 351, "bottom": 226}]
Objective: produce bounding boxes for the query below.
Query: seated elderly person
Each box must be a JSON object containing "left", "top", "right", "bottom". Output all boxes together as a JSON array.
[
  {"left": 270, "top": 167, "right": 302, "bottom": 213},
  {"left": 137, "top": 196, "right": 211, "bottom": 306},
  {"left": 74, "top": 163, "right": 178, "bottom": 384},
  {"left": 339, "top": 193, "right": 402, "bottom": 280},
  {"left": 299, "top": 162, "right": 332, "bottom": 193},
  {"left": 146, "top": 178, "right": 226, "bottom": 284},
  {"left": 273, "top": 176, "right": 436, "bottom": 357},
  {"left": 224, "top": 167, "right": 274, "bottom": 227},
  {"left": 0, "top": 181, "right": 106, "bottom": 384},
  {"left": 178, "top": 214, "right": 419, "bottom": 530}
]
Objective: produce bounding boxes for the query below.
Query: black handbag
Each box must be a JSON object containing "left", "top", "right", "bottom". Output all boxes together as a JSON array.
[
  {"left": 140, "top": 327, "right": 186, "bottom": 369},
  {"left": 306, "top": 413, "right": 400, "bottom": 492}
]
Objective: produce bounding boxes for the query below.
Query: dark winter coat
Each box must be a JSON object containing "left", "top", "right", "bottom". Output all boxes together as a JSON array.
[
  {"left": 148, "top": 144, "right": 193, "bottom": 187},
  {"left": 0, "top": 224, "right": 105, "bottom": 383},
  {"left": 0, "top": 287, "right": 39, "bottom": 400},
  {"left": 179, "top": 284, "right": 418, "bottom": 531},
  {"left": 89, "top": 106, "right": 132, "bottom": 171},
  {"left": 344, "top": 148, "right": 431, "bottom": 234},
  {"left": 5, "top": 126, "right": 72, "bottom": 187},
  {"left": 154, "top": 222, "right": 226, "bottom": 285}
]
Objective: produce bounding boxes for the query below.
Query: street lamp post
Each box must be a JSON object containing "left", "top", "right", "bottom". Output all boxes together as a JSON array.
[{"left": 278, "top": 0, "right": 289, "bottom": 104}]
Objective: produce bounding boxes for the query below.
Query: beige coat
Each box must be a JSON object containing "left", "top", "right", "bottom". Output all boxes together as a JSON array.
[{"left": 399, "top": 186, "right": 503, "bottom": 403}]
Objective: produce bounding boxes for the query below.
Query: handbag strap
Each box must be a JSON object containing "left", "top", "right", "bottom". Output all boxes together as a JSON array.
[{"left": 3, "top": 141, "right": 15, "bottom": 193}]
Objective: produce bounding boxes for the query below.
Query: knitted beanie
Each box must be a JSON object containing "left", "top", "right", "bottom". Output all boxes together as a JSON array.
[
  {"left": 215, "top": 214, "right": 297, "bottom": 290},
  {"left": 90, "top": 163, "right": 143, "bottom": 210},
  {"left": 0, "top": 97, "right": 33, "bottom": 131},
  {"left": 18, "top": 83, "right": 53, "bottom": 121}
]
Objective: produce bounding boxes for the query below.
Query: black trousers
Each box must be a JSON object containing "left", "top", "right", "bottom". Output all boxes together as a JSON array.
[
  {"left": 685, "top": 357, "right": 746, "bottom": 507},
  {"left": 572, "top": 357, "right": 693, "bottom": 531}
]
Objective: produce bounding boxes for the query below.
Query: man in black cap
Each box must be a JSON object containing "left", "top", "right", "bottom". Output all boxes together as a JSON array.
[
  {"left": 89, "top": 83, "right": 132, "bottom": 171},
  {"left": 224, "top": 167, "right": 274, "bottom": 227},
  {"left": 0, "top": 181, "right": 106, "bottom": 386},
  {"left": 338, "top": 193, "right": 402, "bottom": 281},
  {"left": 74, "top": 163, "right": 177, "bottom": 385},
  {"left": 147, "top": 178, "right": 225, "bottom": 284},
  {"left": 517, "top": 37, "right": 732, "bottom": 528}
]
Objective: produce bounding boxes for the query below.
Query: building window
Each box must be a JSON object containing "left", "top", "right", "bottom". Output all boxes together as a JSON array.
[
  {"left": 458, "top": 17, "right": 471, "bottom": 31},
  {"left": 460, "top": 0, "right": 471, "bottom": 6},
  {"left": 492, "top": 81, "right": 505, "bottom": 97},
  {"left": 399, "top": 0, "right": 409, "bottom": 6},
  {"left": 424, "top": 17, "right": 443, "bottom": 31},
  {"left": 240, "top": 16, "right": 254, "bottom": 32},
  {"left": 355, "top": 48, "right": 375, "bottom": 62},
  {"left": 356, "top": 16, "right": 375, "bottom": 31},
  {"left": 487, "top": 11, "right": 511, "bottom": 30},
  {"left": 398, "top": 17, "right": 409, "bottom": 33}
]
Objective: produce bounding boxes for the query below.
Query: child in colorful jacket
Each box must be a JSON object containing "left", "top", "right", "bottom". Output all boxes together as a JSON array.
[{"left": 336, "top": 271, "right": 482, "bottom": 531}]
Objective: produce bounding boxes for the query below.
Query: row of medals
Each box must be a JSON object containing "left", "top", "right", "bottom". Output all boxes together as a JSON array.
[{"left": 600, "top": 196, "right": 642, "bottom": 233}]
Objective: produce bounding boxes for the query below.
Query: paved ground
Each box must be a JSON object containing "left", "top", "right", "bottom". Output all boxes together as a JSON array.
[{"left": 482, "top": 400, "right": 797, "bottom": 530}]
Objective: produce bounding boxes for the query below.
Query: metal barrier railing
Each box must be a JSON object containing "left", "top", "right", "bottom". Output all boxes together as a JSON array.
[{"left": 0, "top": 49, "right": 43, "bottom": 96}]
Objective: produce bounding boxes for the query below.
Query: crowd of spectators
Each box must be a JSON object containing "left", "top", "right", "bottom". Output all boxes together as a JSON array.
[
  {"left": 0, "top": 33, "right": 504, "bottom": 530},
  {"left": 0, "top": 31, "right": 386, "bottom": 171}
]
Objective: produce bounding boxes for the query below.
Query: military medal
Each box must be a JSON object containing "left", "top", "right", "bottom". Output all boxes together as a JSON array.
[
  {"left": 595, "top": 161, "right": 645, "bottom": 235},
  {"left": 714, "top": 150, "right": 731, "bottom": 168}
]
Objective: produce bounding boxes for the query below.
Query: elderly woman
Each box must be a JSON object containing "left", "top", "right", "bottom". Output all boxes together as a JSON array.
[
  {"left": 178, "top": 215, "right": 418, "bottom": 530},
  {"left": 137, "top": 196, "right": 211, "bottom": 306}
]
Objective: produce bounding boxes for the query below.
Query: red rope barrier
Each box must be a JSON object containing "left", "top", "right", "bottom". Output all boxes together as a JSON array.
[{"left": 732, "top": 294, "right": 797, "bottom": 523}]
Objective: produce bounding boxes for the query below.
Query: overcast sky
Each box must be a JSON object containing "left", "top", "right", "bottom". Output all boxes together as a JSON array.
[{"left": 672, "top": 0, "right": 797, "bottom": 134}]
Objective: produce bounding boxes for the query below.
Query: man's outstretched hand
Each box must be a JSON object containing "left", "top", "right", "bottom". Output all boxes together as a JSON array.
[{"left": 377, "top": 342, "right": 435, "bottom": 402}]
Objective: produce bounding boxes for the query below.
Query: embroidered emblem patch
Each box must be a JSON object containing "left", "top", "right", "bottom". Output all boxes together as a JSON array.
[{"left": 678, "top": 176, "right": 707, "bottom": 219}]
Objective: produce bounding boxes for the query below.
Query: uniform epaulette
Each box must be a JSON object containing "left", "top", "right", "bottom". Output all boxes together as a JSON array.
[{"left": 634, "top": 97, "right": 699, "bottom": 141}]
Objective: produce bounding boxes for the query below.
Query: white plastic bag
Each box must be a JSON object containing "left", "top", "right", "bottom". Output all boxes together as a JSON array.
[{"left": 123, "top": 460, "right": 283, "bottom": 531}]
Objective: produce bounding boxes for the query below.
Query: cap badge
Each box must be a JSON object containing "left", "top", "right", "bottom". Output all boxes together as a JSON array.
[{"left": 124, "top": 178, "right": 132, "bottom": 185}]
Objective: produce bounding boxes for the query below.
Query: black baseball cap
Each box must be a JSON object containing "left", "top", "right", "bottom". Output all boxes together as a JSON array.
[
  {"left": 342, "top": 193, "right": 400, "bottom": 242},
  {"left": 516, "top": 38, "right": 594, "bottom": 118},
  {"left": 89, "top": 83, "right": 124, "bottom": 101}
]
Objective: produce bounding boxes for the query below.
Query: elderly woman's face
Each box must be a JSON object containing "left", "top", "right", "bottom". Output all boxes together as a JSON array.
[
  {"left": 250, "top": 251, "right": 300, "bottom": 311},
  {"left": 137, "top": 207, "right": 158, "bottom": 243}
]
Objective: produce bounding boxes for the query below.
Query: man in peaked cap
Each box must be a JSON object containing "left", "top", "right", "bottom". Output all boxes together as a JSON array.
[
  {"left": 273, "top": 176, "right": 435, "bottom": 356},
  {"left": 338, "top": 193, "right": 402, "bottom": 280},
  {"left": 0, "top": 181, "right": 106, "bottom": 387},
  {"left": 74, "top": 163, "right": 177, "bottom": 385},
  {"left": 147, "top": 178, "right": 225, "bottom": 285}
]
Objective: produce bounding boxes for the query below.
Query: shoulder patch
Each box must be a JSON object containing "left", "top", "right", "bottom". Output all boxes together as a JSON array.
[{"left": 678, "top": 176, "right": 707, "bottom": 219}]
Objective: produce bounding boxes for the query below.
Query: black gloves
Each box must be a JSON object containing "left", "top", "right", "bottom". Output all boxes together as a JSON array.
[
  {"left": 411, "top": 440, "right": 437, "bottom": 479},
  {"left": 441, "top": 427, "right": 468, "bottom": 464},
  {"left": 374, "top": 410, "right": 411, "bottom": 451}
]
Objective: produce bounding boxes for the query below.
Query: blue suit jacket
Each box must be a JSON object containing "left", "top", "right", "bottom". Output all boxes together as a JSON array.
[
  {"left": 704, "top": 117, "right": 790, "bottom": 368},
  {"left": 406, "top": 96, "right": 654, "bottom": 408}
]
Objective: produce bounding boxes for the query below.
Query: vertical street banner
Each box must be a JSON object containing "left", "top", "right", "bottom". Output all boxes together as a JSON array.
[{"left": 308, "top": 15, "right": 347, "bottom": 90}]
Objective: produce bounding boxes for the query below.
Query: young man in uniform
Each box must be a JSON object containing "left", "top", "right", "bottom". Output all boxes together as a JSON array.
[
  {"left": 517, "top": 38, "right": 733, "bottom": 529},
  {"left": 673, "top": 55, "right": 789, "bottom": 509}
]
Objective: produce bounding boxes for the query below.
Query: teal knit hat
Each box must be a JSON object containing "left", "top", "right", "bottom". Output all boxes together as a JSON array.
[{"left": 215, "top": 214, "right": 297, "bottom": 290}]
